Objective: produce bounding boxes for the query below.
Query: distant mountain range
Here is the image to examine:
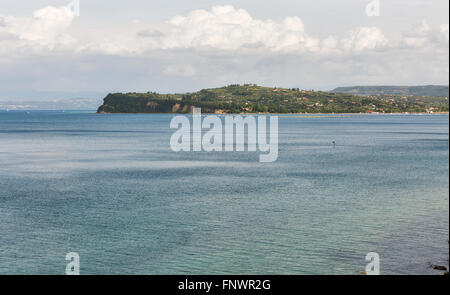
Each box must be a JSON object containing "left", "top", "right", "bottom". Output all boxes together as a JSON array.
[{"left": 331, "top": 86, "right": 449, "bottom": 97}]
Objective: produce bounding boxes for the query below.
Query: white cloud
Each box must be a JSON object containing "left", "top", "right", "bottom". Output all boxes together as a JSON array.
[
  {"left": 0, "top": 5, "right": 75, "bottom": 49},
  {"left": 0, "top": 4, "right": 447, "bottom": 97},
  {"left": 144, "top": 5, "right": 321, "bottom": 53},
  {"left": 402, "top": 19, "right": 431, "bottom": 47},
  {"left": 0, "top": 31, "right": 17, "bottom": 40},
  {"left": 401, "top": 20, "right": 449, "bottom": 48},
  {"left": 341, "top": 27, "right": 388, "bottom": 52},
  {"left": 130, "top": 6, "right": 394, "bottom": 54},
  {"left": 321, "top": 36, "right": 338, "bottom": 51},
  {"left": 137, "top": 29, "right": 164, "bottom": 38},
  {"left": 5, "top": 4, "right": 444, "bottom": 57},
  {"left": 440, "top": 24, "right": 449, "bottom": 42}
]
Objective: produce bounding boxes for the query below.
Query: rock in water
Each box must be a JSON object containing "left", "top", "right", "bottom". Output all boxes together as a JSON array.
[{"left": 429, "top": 264, "right": 447, "bottom": 271}]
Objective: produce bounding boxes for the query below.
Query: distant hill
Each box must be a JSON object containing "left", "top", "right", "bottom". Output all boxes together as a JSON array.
[
  {"left": 331, "top": 86, "right": 449, "bottom": 97},
  {"left": 97, "top": 84, "right": 449, "bottom": 114}
]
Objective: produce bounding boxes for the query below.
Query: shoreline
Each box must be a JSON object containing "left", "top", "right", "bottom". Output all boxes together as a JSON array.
[{"left": 97, "top": 111, "right": 450, "bottom": 115}]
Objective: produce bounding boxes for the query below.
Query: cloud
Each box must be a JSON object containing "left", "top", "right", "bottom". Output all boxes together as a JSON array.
[
  {"left": 137, "top": 29, "right": 165, "bottom": 38},
  {"left": 4, "top": 4, "right": 442, "bottom": 57},
  {"left": 321, "top": 36, "right": 338, "bottom": 51},
  {"left": 402, "top": 19, "right": 431, "bottom": 47},
  {"left": 137, "top": 5, "right": 321, "bottom": 53},
  {"left": 0, "top": 5, "right": 76, "bottom": 51},
  {"left": 401, "top": 20, "right": 449, "bottom": 48},
  {"left": 131, "top": 6, "right": 394, "bottom": 54},
  {"left": 341, "top": 27, "right": 388, "bottom": 52},
  {"left": 440, "top": 24, "right": 449, "bottom": 42},
  {"left": 0, "top": 31, "right": 17, "bottom": 40},
  {"left": 0, "top": 4, "right": 447, "bottom": 98},
  {"left": 0, "top": 4, "right": 447, "bottom": 57}
]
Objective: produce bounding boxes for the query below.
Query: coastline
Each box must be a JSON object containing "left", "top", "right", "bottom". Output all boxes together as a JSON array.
[{"left": 97, "top": 111, "right": 450, "bottom": 115}]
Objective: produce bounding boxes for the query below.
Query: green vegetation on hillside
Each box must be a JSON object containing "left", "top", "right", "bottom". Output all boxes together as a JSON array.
[
  {"left": 97, "top": 84, "right": 449, "bottom": 114},
  {"left": 332, "top": 85, "right": 449, "bottom": 97}
]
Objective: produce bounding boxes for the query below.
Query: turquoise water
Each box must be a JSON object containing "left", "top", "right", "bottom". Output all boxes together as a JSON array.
[{"left": 0, "top": 111, "right": 448, "bottom": 275}]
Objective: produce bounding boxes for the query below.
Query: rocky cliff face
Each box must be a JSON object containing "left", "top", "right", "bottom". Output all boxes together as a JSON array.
[{"left": 97, "top": 93, "right": 197, "bottom": 114}]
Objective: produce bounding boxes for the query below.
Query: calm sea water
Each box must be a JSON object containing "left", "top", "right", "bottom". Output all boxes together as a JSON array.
[{"left": 0, "top": 111, "right": 448, "bottom": 275}]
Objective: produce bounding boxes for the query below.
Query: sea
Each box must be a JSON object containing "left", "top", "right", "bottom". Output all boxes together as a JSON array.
[{"left": 0, "top": 110, "right": 448, "bottom": 274}]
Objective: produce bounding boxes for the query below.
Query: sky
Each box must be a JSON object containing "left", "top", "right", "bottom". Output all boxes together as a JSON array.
[{"left": 0, "top": 0, "right": 448, "bottom": 105}]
